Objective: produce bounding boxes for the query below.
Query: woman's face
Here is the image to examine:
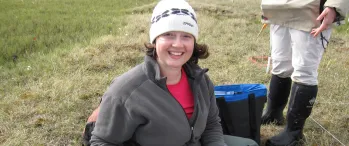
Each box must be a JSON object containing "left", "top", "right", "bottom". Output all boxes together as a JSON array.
[{"left": 155, "top": 31, "right": 195, "bottom": 69}]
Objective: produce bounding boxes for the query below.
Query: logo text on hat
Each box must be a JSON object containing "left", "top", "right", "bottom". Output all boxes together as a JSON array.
[
  {"left": 151, "top": 8, "right": 197, "bottom": 24},
  {"left": 183, "top": 22, "right": 193, "bottom": 27}
]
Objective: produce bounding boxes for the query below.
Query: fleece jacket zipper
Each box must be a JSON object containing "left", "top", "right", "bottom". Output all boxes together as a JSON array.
[{"left": 165, "top": 87, "right": 194, "bottom": 144}]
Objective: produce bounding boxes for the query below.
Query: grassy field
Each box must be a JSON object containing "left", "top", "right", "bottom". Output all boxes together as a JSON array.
[
  {"left": 1, "top": 0, "right": 348, "bottom": 145},
  {"left": 0, "top": 0, "right": 155, "bottom": 65}
]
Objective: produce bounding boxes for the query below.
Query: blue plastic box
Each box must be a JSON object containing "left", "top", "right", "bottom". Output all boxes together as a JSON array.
[{"left": 214, "top": 84, "right": 267, "bottom": 144}]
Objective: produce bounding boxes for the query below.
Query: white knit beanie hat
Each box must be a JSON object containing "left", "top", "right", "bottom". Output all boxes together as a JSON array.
[{"left": 149, "top": 0, "right": 198, "bottom": 43}]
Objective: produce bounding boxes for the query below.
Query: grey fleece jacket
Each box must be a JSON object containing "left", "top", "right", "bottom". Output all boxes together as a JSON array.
[{"left": 90, "top": 56, "right": 225, "bottom": 146}]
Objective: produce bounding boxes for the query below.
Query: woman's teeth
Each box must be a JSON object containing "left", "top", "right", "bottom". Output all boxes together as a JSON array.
[{"left": 169, "top": 52, "right": 183, "bottom": 56}]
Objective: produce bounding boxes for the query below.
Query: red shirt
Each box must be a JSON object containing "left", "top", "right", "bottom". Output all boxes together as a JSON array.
[{"left": 167, "top": 69, "right": 194, "bottom": 119}]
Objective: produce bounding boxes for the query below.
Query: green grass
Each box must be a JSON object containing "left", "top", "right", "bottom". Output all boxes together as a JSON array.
[
  {"left": 334, "top": 16, "right": 349, "bottom": 34},
  {"left": 0, "top": 0, "right": 154, "bottom": 65},
  {"left": 1, "top": 0, "right": 349, "bottom": 145}
]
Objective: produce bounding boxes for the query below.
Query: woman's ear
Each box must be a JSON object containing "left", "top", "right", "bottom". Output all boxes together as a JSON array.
[{"left": 152, "top": 48, "right": 156, "bottom": 57}]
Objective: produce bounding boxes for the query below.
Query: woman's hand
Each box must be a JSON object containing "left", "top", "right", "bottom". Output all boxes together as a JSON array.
[
  {"left": 82, "top": 106, "right": 100, "bottom": 136},
  {"left": 311, "top": 7, "right": 337, "bottom": 37},
  {"left": 87, "top": 106, "right": 100, "bottom": 123}
]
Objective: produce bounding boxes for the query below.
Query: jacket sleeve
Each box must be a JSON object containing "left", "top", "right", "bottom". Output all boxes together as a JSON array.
[
  {"left": 325, "top": 0, "right": 349, "bottom": 18},
  {"left": 90, "top": 91, "right": 142, "bottom": 146},
  {"left": 200, "top": 76, "right": 226, "bottom": 146}
]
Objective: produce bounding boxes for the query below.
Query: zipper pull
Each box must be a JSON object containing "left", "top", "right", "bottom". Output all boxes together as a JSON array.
[{"left": 190, "top": 126, "right": 194, "bottom": 142}]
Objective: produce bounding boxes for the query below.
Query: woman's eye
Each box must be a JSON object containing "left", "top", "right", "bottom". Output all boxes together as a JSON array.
[
  {"left": 183, "top": 35, "right": 193, "bottom": 39},
  {"left": 166, "top": 33, "right": 175, "bottom": 36}
]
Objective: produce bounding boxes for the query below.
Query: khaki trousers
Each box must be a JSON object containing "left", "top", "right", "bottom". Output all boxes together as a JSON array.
[{"left": 270, "top": 24, "right": 332, "bottom": 85}]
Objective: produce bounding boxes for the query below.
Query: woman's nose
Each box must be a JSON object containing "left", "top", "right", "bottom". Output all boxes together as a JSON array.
[{"left": 172, "top": 36, "right": 184, "bottom": 48}]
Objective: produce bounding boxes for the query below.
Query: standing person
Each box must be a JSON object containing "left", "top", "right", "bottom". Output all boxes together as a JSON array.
[
  {"left": 89, "top": 0, "right": 258, "bottom": 145},
  {"left": 260, "top": 0, "right": 348, "bottom": 145}
]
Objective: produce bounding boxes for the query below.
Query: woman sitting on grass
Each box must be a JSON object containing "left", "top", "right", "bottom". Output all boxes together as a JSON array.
[{"left": 87, "top": 0, "right": 258, "bottom": 145}]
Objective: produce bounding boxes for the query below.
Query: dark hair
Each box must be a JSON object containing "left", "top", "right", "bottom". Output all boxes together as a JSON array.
[{"left": 144, "top": 42, "right": 209, "bottom": 64}]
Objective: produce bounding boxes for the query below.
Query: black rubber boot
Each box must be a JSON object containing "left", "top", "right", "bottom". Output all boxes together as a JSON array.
[
  {"left": 266, "top": 82, "right": 318, "bottom": 146},
  {"left": 261, "top": 75, "right": 292, "bottom": 125}
]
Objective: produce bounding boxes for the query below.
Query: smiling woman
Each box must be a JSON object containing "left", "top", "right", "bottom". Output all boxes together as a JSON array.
[{"left": 85, "top": 0, "right": 258, "bottom": 146}]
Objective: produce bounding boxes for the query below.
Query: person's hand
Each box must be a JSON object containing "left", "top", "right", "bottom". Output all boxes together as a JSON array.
[
  {"left": 82, "top": 106, "right": 100, "bottom": 136},
  {"left": 87, "top": 106, "right": 100, "bottom": 123},
  {"left": 311, "top": 7, "right": 337, "bottom": 37}
]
